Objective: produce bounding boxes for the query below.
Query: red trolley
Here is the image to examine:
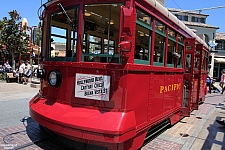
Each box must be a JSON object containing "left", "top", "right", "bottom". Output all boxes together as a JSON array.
[{"left": 30, "top": 0, "right": 209, "bottom": 149}]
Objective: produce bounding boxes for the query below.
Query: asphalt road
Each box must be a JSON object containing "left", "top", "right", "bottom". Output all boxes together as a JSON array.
[{"left": 0, "top": 81, "right": 39, "bottom": 128}]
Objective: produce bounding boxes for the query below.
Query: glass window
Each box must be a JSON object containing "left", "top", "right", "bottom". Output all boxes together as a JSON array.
[
  {"left": 50, "top": 27, "right": 67, "bottom": 58},
  {"left": 136, "top": 9, "right": 151, "bottom": 27},
  {"left": 89, "top": 35, "right": 102, "bottom": 54},
  {"left": 155, "top": 20, "right": 165, "bottom": 33},
  {"left": 49, "top": 6, "right": 79, "bottom": 61},
  {"left": 185, "top": 54, "right": 191, "bottom": 73},
  {"left": 83, "top": 4, "right": 122, "bottom": 63},
  {"left": 154, "top": 33, "right": 165, "bottom": 64},
  {"left": 135, "top": 24, "right": 151, "bottom": 63},
  {"left": 178, "top": 34, "right": 184, "bottom": 43},
  {"left": 168, "top": 28, "right": 175, "bottom": 39},
  {"left": 191, "top": 17, "right": 205, "bottom": 23},
  {"left": 167, "top": 40, "right": 175, "bottom": 66},
  {"left": 175, "top": 15, "right": 188, "bottom": 21},
  {"left": 195, "top": 57, "right": 200, "bottom": 70},
  {"left": 104, "top": 39, "right": 115, "bottom": 54}
]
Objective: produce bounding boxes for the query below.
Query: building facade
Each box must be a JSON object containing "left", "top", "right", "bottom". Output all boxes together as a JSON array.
[{"left": 167, "top": 8, "right": 219, "bottom": 77}]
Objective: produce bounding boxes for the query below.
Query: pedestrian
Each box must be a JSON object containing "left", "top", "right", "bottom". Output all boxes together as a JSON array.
[
  {"left": 219, "top": 70, "right": 225, "bottom": 89},
  {"left": 3, "top": 60, "right": 11, "bottom": 73},
  {"left": 22, "top": 60, "right": 32, "bottom": 85},
  {"left": 18, "top": 60, "right": 25, "bottom": 84},
  {"left": 206, "top": 73, "right": 212, "bottom": 94}
]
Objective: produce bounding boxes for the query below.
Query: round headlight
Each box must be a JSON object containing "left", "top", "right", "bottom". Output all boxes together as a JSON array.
[
  {"left": 49, "top": 71, "right": 57, "bottom": 86},
  {"left": 48, "top": 70, "right": 62, "bottom": 87}
]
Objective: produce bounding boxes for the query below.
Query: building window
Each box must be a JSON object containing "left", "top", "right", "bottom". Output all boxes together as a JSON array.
[
  {"left": 175, "top": 15, "right": 188, "bottom": 21},
  {"left": 191, "top": 17, "right": 205, "bottom": 23},
  {"left": 216, "top": 40, "right": 225, "bottom": 50}
]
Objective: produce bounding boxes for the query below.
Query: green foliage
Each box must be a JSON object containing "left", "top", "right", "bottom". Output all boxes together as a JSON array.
[
  {"left": 0, "top": 10, "right": 30, "bottom": 55},
  {"left": 35, "top": 26, "right": 42, "bottom": 46}
]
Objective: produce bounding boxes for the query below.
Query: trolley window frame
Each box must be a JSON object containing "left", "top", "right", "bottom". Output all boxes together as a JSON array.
[
  {"left": 134, "top": 8, "right": 152, "bottom": 65},
  {"left": 46, "top": 5, "right": 80, "bottom": 62},
  {"left": 81, "top": 3, "right": 123, "bottom": 64}
]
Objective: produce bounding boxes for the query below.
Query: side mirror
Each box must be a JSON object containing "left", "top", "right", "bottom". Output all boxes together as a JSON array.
[{"left": 118, "top": 41, "right": 131, "bottom": 52}]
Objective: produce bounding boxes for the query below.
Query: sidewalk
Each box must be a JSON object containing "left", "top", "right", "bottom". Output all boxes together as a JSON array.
[
  {"left": 143, "top": 93, "right": 225, "bottom": 150},
  {"left": 0, "top": 80, "right": 39, "bottom": 101}
]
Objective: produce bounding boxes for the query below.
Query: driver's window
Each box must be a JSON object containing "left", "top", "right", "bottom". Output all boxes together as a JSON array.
[{"left": 49, "top": 6, "right": 79, "bottom": 61}]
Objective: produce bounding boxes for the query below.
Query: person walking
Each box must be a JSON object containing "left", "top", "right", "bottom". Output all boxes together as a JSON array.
[
  {"left": 22, "top": 60, "right": 32, "bottom": 84},
  {"left": 18, "top": 60, "right": 25, "bottom": 84},
  {"left": 206, "top": 73, "right": 212, "bottom": 94},
  {"left": 219, "top": 70, "right": 225, "bottom": 89}
]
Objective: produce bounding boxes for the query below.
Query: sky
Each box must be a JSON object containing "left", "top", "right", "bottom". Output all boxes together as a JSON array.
[
  {"left": 0, "top": 0, "right": 47, "bottom": 27},
  {"left": 0, "top": 0, "right": 224, "bottom": 32}
]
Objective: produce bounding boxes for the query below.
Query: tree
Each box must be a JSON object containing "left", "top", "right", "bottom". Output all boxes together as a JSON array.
[
  {"left": 0, "top": 10, "right": 30, "bottom": 69},
  {"left": 34, "top": 22, "right": 42, "bottom": 46}
]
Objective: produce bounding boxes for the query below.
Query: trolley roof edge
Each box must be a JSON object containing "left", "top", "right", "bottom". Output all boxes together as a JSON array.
[{"left": 44, "top": 0, "right": 208, "bottom": 48}]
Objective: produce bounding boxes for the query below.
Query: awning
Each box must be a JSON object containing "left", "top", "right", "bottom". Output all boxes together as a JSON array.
[{"left": 214, "top": 58, "right": 225, "bottom": 63}]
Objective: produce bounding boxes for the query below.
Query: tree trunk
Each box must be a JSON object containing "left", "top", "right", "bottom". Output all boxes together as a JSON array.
[{"left": 11, "top": 53, "right": 15, "bottom": 70}]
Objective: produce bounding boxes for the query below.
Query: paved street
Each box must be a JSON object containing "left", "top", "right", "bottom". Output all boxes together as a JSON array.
[
  {"left": 0, "top": 81, "right": 38, "bottom": 128},
  {"left": 0, "top": 81, "right": 225, "bottom": 149}
]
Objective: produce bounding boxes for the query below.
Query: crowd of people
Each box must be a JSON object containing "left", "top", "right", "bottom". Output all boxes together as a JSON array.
[{"left": 0, "top": 60, "right": 32, "bottom": 85}]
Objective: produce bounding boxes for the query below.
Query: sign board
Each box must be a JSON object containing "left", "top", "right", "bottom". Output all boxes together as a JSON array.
[{"left": 75, "top": 73, "right": 110, "bottom": 101}]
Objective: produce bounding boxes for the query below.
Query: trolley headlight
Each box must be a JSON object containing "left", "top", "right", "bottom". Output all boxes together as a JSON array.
[{"left": 48, "top": 70, "right": 62, "bottom": 87}]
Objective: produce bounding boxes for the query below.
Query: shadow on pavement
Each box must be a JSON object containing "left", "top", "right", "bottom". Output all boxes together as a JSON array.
[
  {"left": 200, "top": 117, "right": 225, "bottom": 150},
  {"left": 18, "top": 116, "right": 65, "bottom": 149}
]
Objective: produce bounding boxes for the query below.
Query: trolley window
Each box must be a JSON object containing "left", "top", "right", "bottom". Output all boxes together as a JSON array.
[
  {"left": 82, "top": 3, "right": 122, "bottom": 63},
  {"left": 155, "top": 20, "right": 165, "bottom": 34},
  {"left": 178, "top": 34, "right": 184, "bottom": 44},
  {"left": 168, "top": 28, "right": 175, "bottom": 39},
  {"left": 48, "top": 6, "right": 79, "bottom": 61},
  {"left": 134, "top": 8, "right": 152, "bottom": 65},
  {"left": 167, "top": 39, "right": 175, "bottom": 67},
  {"left": 154, "top": 33, "right": 165, "bottom": 66},
  {"left": 177, "top": 44, "right": 183, "bottom": 68},
  {"left": 154, "top": 20, "right": 166, "bottom": 66}
]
